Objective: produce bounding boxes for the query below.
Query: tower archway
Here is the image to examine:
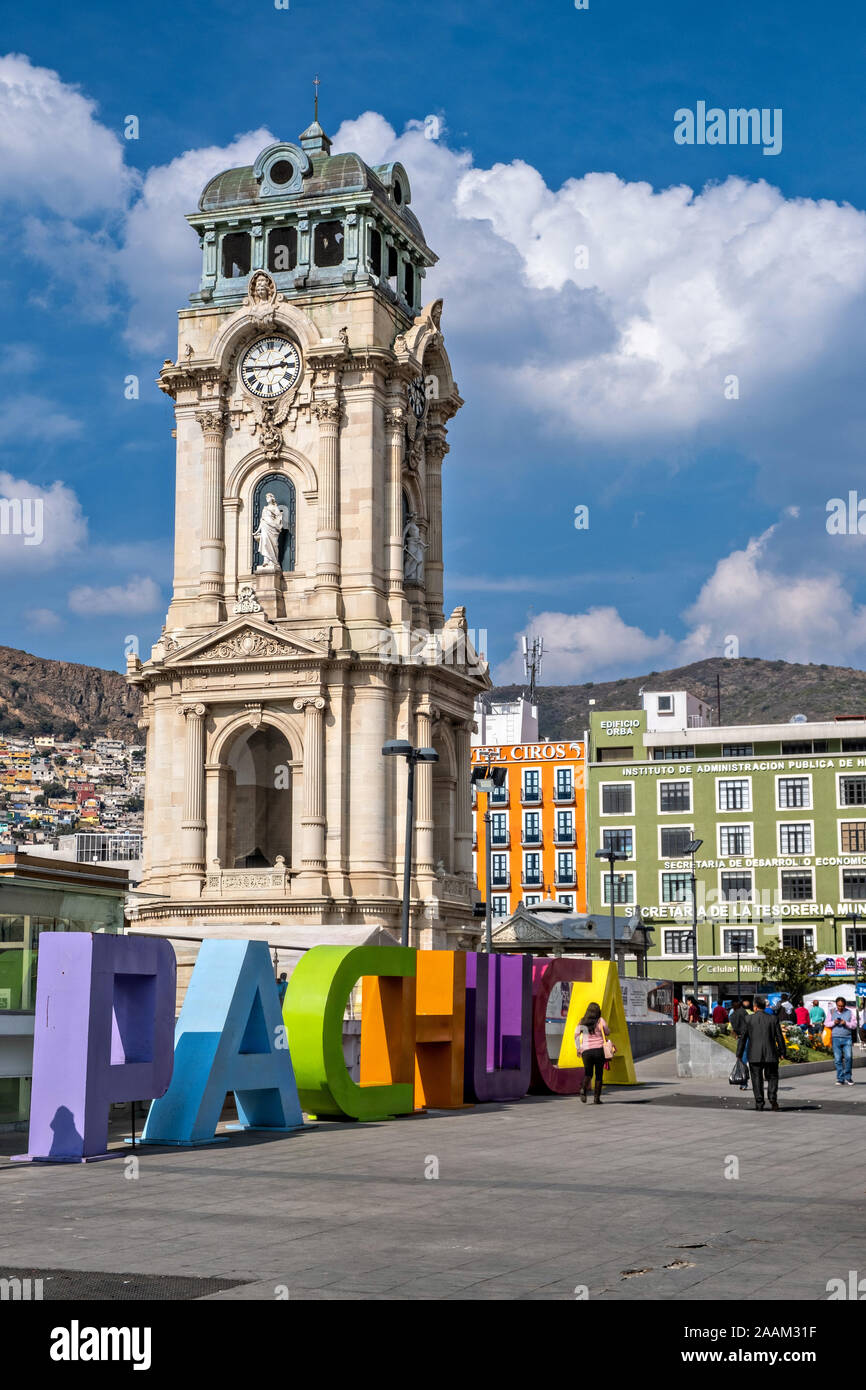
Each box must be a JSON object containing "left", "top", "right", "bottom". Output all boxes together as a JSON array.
[{"left": 224, "top": 724, "right": 294, "bottom": 867}]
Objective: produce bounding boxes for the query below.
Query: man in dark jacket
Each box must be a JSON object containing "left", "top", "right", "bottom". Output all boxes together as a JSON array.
[{"left": 736, "top": 996, "right": 787, "bottom": 1111}]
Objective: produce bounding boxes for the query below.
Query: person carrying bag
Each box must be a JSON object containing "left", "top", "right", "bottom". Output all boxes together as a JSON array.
[{"left": 576, "top": 1001, "right": 615, "bottom": 1106}]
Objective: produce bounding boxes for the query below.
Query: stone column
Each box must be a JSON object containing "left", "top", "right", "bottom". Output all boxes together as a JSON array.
[
  {"left": 349, "top": 676, "right": 393, "bottom": 890},
  {"left": 385, "top": 405, "right": 406, "bottom": 595},
  {"left": 414, "top": 701, "right": 436, "bottom": 876},
  {"left": 179, "top": 703, "right": 207, "bottom": 892},
  {"left": 453, "top": 718, "right": 473, "bottom": 877},
  {"left": 314, "top": 400, "right": 342, "bottom": 595},
  {"left": 294, "top": 696, "right": 326, "bottom": 882},
  {"left": 197, "top": 408, "right": 226, "bottom": 604},
  {"left": 424, "top": 432, "right": 448, "bottom": 628}
]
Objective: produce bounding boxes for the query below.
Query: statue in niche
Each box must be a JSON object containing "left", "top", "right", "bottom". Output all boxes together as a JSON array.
[
  {"left": 403, "top": 512, "right": 426, "bottom": 584},
  {"left": 246, "top": 270, "right": 281, "bottom": 328},
  {"left": 253, "top": 493, "right": 284, "bottom": 570}
]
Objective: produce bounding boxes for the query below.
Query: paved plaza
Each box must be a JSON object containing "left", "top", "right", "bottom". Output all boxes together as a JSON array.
[{"left": 1, "top": 1051, "right": 864, "bottom": 1301}]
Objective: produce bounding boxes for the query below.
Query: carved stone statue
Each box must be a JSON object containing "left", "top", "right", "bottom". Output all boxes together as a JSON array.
[
  {"left": 246, "top": 270, "right": 281, "bottom": 328},
  {"left": 253, "top": 493, "right": 284, "bottom": 570},
  {"left": 403, "top": 513, "right": 426, "bottom": 584}
]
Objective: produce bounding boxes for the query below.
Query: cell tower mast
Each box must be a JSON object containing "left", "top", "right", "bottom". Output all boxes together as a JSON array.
[{"left": 522, "top": 634, "right": 545, "bottom": 705}]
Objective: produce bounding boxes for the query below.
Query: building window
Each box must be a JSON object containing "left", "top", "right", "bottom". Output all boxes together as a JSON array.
[
  {"left": 558, "top": 893, "right": 574, "bottom": 910},
  {"left": 368, "top": 227, "right": 383, "bottom": 276},
  {"left": 522, "top": 770, "right": 541, "bottom": 803},
  {"left": 555, "top": 768, "right": 573, "bottom": 801},
  {"left": 782, "top": 927, "right": 815, "bottom": 950},
  {"left": 313, "top": 220, "right": 344, "bottom": 267},
  {"left": 221, "top": 231, "right": 251, "bottom": 278},
  {"left": 661, "top": 826, "right": 693, "bottom": 858},
  {"left": 844, "top": 925, "right": 866, "bottom": 951},
  {"left": 267, "top": 226, "right": 298, "bottom": 273},
  {"left": 718, "top": 778, "right": 750, "bottom": 811},
  {"left": 779, "top": 823, "right": 812, "bottom": 855},
  {"left": 598, "top": 745, "right": 634, "bottom": 762},
  {"left": 403, "top": 259, "right": 414, "bottom": 304},
  {"left": 555, "top": 810, "right": 574, "bottom": 843},
  {"left": 659, "top": 781, "right": 691, "bottom": 813},
  {"left": 778, "top": 776, "right": 811, "bottom": 809},
  {"left": 602, "top": 872, "right": 634, "bottom": 904},
  {"left": 719, "top": 824, "right": 752, "bottom": 857},
  {"left": 604, "top": 827, "right": 633, "bottom": 856},
  {"left": 556, "top": 852, "right": 575, "bottom": 885},
  {"left": 842, "top": 739, "right": 866, "bottom": 753},
  {"left": 490, "top": 774, "right": 508, "bottom": 805},
  {"left": 842, "top": 870, "right": 866, "bottom": 900},
  {"left": 523, "top": 853, "right": 542, "bottom": 886},
  {"left": 657, "top": 695, "right": 673, "bottom": 712},
  {"left": 491, "top": 895, "right": 508, "bottom": 918},
  {"left": 723, "top": 929, "right": 755, "bottom": 953},
  {"left": 781, "top": 870, "right": 814, "bottom": 901},
  {"left": 602, "top": 784, "right": 632, "bottom": 815},
  {"left": 723, "top": 744, "right": 753, "bottom": 757},
  {"left": 662, "top": 872, "right": 692, "bottom": 903},
  {"left": 490, "top": 854, "right": 508, "bottom": 888},
  {"left": 664, "top": 930, "right": 693, "bottom": 954},
  {"left": 841, "top": 822, "right": 866, "bottom": 853},
  {"left": 490, "top": 813, "right": 508, "bottom": 847},
  {"left": 841, "top": 776, "right": 866, "bottom": 807},
  {"left": 721, "top": 872, "right": 753, "bottom": 902},
  {"left": 524, "top": 895, "right": 542, "bottom": 907},
  {"left": 652, "top": 746, "right": 693, "bottom": 760},
  {"left": 523, "top": 812, "right": 541, "bottom": 845},
  {"left": 387, "top": 244, "right": 399, "bottom": 281}
]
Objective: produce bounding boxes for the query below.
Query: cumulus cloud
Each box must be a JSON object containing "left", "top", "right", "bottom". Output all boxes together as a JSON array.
[
  {"left": 68, "top": 575, "right": 162, "bottom": 616},
  {"left": 0, "top": 470, "right": 87, "bottom": 569},
  {"left": 0, "top": 53, "right": 133, "bottom": 215},
  {"left": 118, "top": 127, "right": 276, "bottom": 351},
  {"left": 497, "top": 518, "right": 866, "bottom": 682},
  {"left": 0, "top": 394, "right": 82, "bottom": 443},
  {"left": 24, "top": 607, "right": 62, "bottom": 629}
]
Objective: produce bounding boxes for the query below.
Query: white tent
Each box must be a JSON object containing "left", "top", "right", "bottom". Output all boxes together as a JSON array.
[{"left": 804, "top": 983, "right": 862, "bottom": 1012}]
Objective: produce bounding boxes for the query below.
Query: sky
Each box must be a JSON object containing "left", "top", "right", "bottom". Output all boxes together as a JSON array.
[{"left": 1, "top": 0, "right": 865, "bottom": 683}]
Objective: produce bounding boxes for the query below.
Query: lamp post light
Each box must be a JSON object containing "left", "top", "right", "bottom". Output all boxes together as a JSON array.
[
  {"left": 382, "top": 740, "right": 439, "bottom": 948},
  {"left": 673, "top": 838, "right": 703, "bottom": 1008},
  {"left": 595, "top": 845, "right": 629, "bottom": 969},
  {"left": 471, "top": 763, "right": 507, "bottom": 954}
]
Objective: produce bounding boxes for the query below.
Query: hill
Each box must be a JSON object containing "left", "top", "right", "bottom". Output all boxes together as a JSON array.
[
  {"left": 491, "top": 657, "right": 866, "bottom": 740},
  {"left": 0, "top": 647, "right": 142, "bottom": 744}
]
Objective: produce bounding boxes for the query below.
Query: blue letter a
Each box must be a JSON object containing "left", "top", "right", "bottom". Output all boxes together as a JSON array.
[{"left": 142, "top": 940, "right": 303, "bottom": 1145}]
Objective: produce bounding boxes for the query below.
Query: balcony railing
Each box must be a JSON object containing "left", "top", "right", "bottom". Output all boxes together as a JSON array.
[
  {"left": 490, "top": 875, "right": 510, "bottom": 890},
  {"left": 553, "top": 789, "right": 574, "bottom": 804},
  {"left": 555, "top": 872, "right": 577, "bottom": 887},
  {"left": 521, "top": 833, "right": 542, "bottom": 847},
  {"left": 490, "top": 835, "right": 509, "bottom": 849},
  {"left": 521, "top": 874, "right": 543, "bottom": 888},
  {"left": 521, "top": 789, "right": 542, "bottom": 805},
  {"left": 554, "top": 832, "right": 575, "bottom": 846}
]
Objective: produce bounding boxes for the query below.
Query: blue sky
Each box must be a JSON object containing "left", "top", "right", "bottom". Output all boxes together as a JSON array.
[{"left": 1, "top": 0, "right": 866, "bottom": 681}]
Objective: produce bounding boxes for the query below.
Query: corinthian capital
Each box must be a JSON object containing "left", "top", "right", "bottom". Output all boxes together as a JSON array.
[
  {"left": 313, "top": 399, "right": 343, "bottom": 426},
  {"left": 195, "top": 408, "right": 226, "bottom": 437},
  {"left": 385, "top": 407, "right": 406, "bottom": 433}
]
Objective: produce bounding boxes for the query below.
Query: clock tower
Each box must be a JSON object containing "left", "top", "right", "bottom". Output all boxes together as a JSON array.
[{"left": 127, "top": 120, "right": 490, "bottom": 948}]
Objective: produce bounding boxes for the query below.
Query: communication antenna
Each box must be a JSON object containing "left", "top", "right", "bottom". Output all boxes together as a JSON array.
[{"left": 523, "top": 634, "right": 545, "bottom": 704}]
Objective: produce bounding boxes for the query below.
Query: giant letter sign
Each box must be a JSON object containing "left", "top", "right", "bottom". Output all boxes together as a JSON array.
[
  {"left": 464, "top": 953, "right": 533, "bottom": 1103},
  {"left": 142, "top": 939, "right": 302, "bottom": 1145},
  {"left": 557, "top": 960, "right": 636, "bottom": 1085},
  {"left": 285, "top": 945, "right": 416, "bottom": 1119},
  {"left": 21, "top": 933, "right": 175, "bottom": 1162},
  {"left": 529, "top": 957, "right": 593, "bottom": 1095},
  {"left": 414, "top": 950, "right": 467, "bottom": 1110}
]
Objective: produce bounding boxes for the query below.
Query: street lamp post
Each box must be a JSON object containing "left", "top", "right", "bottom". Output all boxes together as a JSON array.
[
  {"left": 595, "top": 844, "right": 629, "bottom": 970},
  {"left": 382, "top": 740, "right": 439, "bottom": 948},
  {"left": 471, "top": 763, "right": 507, "bottom": 953}
]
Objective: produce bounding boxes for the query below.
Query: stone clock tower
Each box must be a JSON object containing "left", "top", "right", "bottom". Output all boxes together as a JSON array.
[{"left": 127, "top": 120, "right": 490, "bottom": 948}]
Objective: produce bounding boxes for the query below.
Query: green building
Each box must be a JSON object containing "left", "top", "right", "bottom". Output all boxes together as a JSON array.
[{"left": 586, "top": 688, "right": 866, "bottom": 1004}]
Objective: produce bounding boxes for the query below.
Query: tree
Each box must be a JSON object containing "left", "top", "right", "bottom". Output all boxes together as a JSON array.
[{"left": 758, "top": 942, "right": 823, "bottom": 1005}]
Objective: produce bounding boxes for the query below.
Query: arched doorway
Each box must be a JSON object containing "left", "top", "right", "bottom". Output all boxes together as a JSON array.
[{"left": 225, "top": 725, "right": 293, "bottom": 867}]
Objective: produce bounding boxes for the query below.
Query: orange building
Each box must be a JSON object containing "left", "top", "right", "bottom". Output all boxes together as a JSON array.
[{"left": 471, "top": 740, "right": 586, "bottom": 920}]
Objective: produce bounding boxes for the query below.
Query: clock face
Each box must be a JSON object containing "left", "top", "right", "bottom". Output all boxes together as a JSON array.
[
  {"left": 240, "top": 336, "right": 302, "bottom": 398},
  {"left": 408, "top": 376, "right": 427, "bottom": 420}
]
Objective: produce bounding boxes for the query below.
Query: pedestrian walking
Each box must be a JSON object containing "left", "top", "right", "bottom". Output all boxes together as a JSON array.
[
  {"left": 735, "top": 996, "right": 787, "bottom": 1111},
  {"left": 687, "top": 997, "right": 700, "bottom": 1024},
  {"left": 576, "top": 1002, "right": 614, "bottom": 1106},
  {"left": 794, "top": 1002, "right": 810, "bottom": 1027},
  {"left": 827, "top": 995, "right": 857, "bottom": 1086},
  {"left": 729, "top": 1000, "right": 750, "bottom": 1088},
  {"left": 775, "top": 993, "right": 796, "bottom": 1023},
  {"left": 712, "top": 1001, "right": 729, "bottom": 1025}
]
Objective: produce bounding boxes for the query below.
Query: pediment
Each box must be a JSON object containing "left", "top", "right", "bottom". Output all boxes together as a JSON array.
[
  {"left": 493, "top": 913, "right": 562, "bottom": 944},
  {"left": 163, "top": 617, "right": 327, "bottom": 667}
]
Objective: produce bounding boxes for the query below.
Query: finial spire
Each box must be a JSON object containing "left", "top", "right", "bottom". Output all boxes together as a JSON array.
[{"left": 314, "top": 74, "right": 320, "bottom": 123}]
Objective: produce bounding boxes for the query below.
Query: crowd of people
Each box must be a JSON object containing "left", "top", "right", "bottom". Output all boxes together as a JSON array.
[{"left": 674, "top": 990, "right": 861, "bottom": 1104}]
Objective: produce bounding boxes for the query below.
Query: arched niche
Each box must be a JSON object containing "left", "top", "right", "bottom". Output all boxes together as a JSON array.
[
  {"left": 251, "top": 473, "right": 296, "bottom": 573},
  {"left": 225, "top": 724, "right": 295, "bottom": 869}
]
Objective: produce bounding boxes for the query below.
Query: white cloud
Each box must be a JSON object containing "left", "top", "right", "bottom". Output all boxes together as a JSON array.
[
  {"left": 68, "top": 575, "right": 162, "bottom": 616},
  {"left": 497, "top": 520, "right": 866, "bottom": 683},
  {"left": 118, "top": 128, "right": 276, "bottom": 351},
  {"left": 0, "top": 470, "right": 87, "bottom": 569},
  {"left": 0, "top": 53, "right": 133, "bottom": 215},
  {"left": 0, "top": 394, "right": 82, "bottom": 443},
  {"left": 24, "top": 607, "right": 62, "bottom": 629}
]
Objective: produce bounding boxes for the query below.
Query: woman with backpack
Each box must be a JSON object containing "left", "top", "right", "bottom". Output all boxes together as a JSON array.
[{"left": 576, "top": 1001, "right": 615, "bottom": 1105}]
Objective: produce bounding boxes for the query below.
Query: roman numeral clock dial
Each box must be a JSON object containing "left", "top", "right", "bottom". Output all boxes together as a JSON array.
[{"left": 240, "top": 336, "right": 302, "bottom": 398}]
